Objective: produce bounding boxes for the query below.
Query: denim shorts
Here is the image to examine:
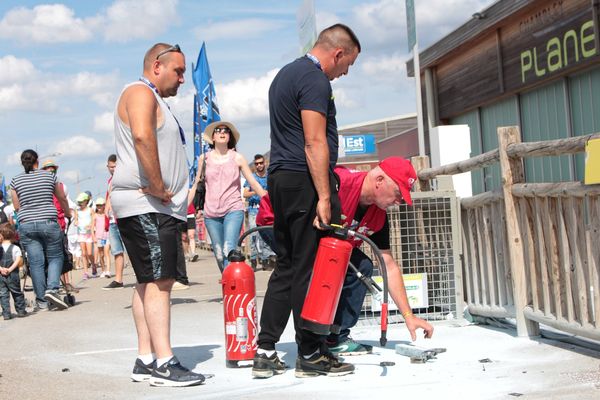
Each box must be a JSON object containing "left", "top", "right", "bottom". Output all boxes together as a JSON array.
[{"left": 108, "top": 222, "right": 124, "bottom": 255}]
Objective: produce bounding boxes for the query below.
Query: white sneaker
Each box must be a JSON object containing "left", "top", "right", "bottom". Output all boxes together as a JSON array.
[{"left": 172, "top": 281, "right": 190, "bottom": 291}]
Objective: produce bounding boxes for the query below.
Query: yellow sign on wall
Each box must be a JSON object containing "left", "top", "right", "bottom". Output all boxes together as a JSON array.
[
  {"left": 585, "top": 138, "right": 600, "bottom": 185},
  {"left": 371, "top": 273, "right": 428, "bottom": 312}
]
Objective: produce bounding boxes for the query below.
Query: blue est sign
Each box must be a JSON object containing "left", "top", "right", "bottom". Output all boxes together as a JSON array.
[{"left": 343, "top": 134, "right": 376, "bottom": 155}]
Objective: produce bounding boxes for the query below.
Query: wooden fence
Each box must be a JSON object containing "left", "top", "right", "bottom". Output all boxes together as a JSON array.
[{"left": 415, "top": 126, "right": 600, "bottom": 340}]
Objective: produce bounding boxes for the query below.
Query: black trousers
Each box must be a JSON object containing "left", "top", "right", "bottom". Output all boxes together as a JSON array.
[{"left": 257, "top": 169, "right": 340, "bottom": 355}]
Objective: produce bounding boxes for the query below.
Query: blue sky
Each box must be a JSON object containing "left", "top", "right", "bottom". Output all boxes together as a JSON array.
[{"left": 0, "top": 0, "right": 491, "bottom": 199}]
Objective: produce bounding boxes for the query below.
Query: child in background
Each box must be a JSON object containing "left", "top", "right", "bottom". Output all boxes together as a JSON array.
[
  {"left": 0, "top": 223, "right": 27, "bottom": 320},
  {"left": 67, "top": 208, "right": 82, "bottom": 270},
  {"left": 74, "top": 193, "right": 95, "bottom": 279},
  {"left": 93, "top": 198, "right": 110, "bottom": 278}
]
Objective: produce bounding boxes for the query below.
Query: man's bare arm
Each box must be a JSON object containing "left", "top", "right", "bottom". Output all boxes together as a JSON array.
[
  {"left": 122, "top": 85, "right": 172, "bottom": 204},
  {"left": 301, "top": 109, "right": 330, "bottom": 228}
]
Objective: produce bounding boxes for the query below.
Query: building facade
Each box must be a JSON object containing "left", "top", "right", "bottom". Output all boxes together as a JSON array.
[{"left": 409, "top": 0, "right": 600, "bottom": 194}]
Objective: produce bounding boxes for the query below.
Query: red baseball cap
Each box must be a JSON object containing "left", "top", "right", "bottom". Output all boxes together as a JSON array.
[{"left": 379, "top": 157, "right": 417, "bottom": 205}]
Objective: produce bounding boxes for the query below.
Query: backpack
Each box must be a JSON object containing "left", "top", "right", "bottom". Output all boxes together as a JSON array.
[{"left": 0, "top": 204, "right": 8, "bottom": 225}]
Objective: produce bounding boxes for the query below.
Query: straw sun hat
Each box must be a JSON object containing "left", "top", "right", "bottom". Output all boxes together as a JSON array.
[{"left": 202, "top": 121, "right": 240, "bottom": 146}]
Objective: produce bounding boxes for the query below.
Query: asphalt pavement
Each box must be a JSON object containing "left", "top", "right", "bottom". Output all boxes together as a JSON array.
[{"left": 1, "top": 250, "right": 599, "bottom": 399}]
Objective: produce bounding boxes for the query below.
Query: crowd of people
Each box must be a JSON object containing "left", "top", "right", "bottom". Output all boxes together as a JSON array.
[
  {"left": 0, "top": 145, "right": 274, "bottom": 320},
  {"left": 1, "top": 22, "right": 435, "bottom": 388}
]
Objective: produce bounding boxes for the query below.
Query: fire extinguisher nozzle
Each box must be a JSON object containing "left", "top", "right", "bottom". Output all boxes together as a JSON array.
[{"left": 380, "top": 332, "right": 387, "bottom": 347}]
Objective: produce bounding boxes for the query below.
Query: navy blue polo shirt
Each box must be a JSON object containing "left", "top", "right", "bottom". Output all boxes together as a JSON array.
[{"left": 268, "top": 56, "right": 338, "bottom": 173}]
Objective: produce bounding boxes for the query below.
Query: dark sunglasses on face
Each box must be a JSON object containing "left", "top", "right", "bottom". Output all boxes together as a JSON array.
[
  {"left": 156, "top": 44, "right": 181, "bottom": 60},
  {"left": 255, "top": 161, "right": 264, "bottom": 165},
  {"left": 214, "top": 127, "right": 231, "bottom": 134}
]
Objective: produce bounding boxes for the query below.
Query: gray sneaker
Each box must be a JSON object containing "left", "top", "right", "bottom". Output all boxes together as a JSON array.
[
  {"left": 35, "top": 301, "right": 49, "bottom": 312},
  {"left": 149, "top": 356, "right": 205, "bottom": 387},
  {"left": 131, "top": 358, "right": 155, "bottom": 382},
  {"left": 295, "top": 352, "right": 354, "bottom": 378},
  {"left": 44, "top": 290, "right": 68, "bottom": 310},
  {"left": 252, "top": 352, "right": 287, "bottom": 378}
]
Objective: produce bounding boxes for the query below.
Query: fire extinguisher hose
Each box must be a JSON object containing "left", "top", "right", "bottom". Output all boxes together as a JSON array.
[
  {"left": 238, "top": 224, "right": 390, "bottom": 347},
  {"left": 236, "top": 225, "right": 275, "bottom": 248},
  {"left": 349, "top": 230, "right": 389, "bottom": 347}
]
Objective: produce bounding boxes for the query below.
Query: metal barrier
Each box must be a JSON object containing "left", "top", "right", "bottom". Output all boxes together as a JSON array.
[{"left": 358, "top": 188, "right": 464, "bottom": 326}]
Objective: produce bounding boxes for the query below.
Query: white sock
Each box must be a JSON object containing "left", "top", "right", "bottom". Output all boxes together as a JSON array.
[
  {"left": 302, "top": 350, "right": 319, "bottom": 359},
  {"left": 156, "top": 356, "right": 173, "bottom": 367},
  {"left": 138, "top": 353, "right": 155, "bottom": 365},
  {"left": 257, "top": 348, "right": 276, "bottom": 357}
]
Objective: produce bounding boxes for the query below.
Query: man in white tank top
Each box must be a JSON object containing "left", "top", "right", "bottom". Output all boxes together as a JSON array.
[{"left": 111, "top": 43, "right": 205, "bottom": 387}]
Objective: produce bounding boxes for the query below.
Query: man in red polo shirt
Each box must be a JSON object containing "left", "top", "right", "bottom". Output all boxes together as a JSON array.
[{"left": 253, "top": 157, "right": 434, "bottom": 377}]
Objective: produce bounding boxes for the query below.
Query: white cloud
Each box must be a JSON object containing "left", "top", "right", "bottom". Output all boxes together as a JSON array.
[
  {"left": 70, "top": 71, "right": 119, "bottom": 107},
  {"left": 0, "top": 84, "right": 28, "bottom": 111},
  {"left": 352, "top": 0, "right": 491, "bottom": 50},
  {"left": 6, "top": 151, "right": 21, "bottom": 166},
  {"left": 0, "top": 0, "right": 179, "bottom": 44},
  {"left": 52, "top": 136, "right": 105, "bottom": 157},
  {"left": 102, "top": 0, "right": 179, "bottom": 42},
  {"left": 0, "top": 56, "right": 38, "bottom": 85},
  {"left": 331, "top": 86, "right": 358, "bottom": 109},
  {"left": 361, "top": 53, "right": 406, "bottom": 81},
  {"left": 315, "top": 11, "right": 341, "bottom": 32},
  {"left": 216, "top": 69, "right": 278, "bottom": 123},
  {"left": 352, "top": 0, "right": 404, "bottom": 46},
  {"left": 0, "top": 67, "right": 119, "bottom": 112},
  {"left": 0, "top": 4, "right": 93, "bottom": 43},
  {"left": 93, "top": 112, "right": 114, "bottom": 134},
  {"left": 194, "top": 18, "right": 284, "bottom": 42},
  {"left": 61, "top": 170, "right": 81, "bottom": 183}
]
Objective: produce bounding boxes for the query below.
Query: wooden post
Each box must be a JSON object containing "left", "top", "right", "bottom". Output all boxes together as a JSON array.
[
  {"left": 411, "top": 155, "right": 431, "bottom": 192},
  {"left": 497, "top": 126, "right": 540, "bottom": 337}
]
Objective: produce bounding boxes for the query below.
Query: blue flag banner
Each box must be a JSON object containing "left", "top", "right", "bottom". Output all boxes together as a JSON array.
[
  {"left": 191, "top": 42, "right": 221, "bottom": 183},
  {"left": 1, "top": 175, "right": 7, "bottom": 201}
]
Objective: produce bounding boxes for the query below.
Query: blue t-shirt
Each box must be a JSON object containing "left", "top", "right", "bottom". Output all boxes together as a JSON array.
[
  {"left": 244, "top": 173, "right": 268, "bottom": 213},
  {"left": 268, "top": 56, "right": 338, "bottom": 173}
]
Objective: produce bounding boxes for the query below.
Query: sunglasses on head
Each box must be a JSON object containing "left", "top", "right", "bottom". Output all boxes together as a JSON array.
[
  {"left": 155, "top": 44, "right": 181, "bottom": 60},
  {"left": 214, "top": 127, "right": 232, "bottom": 134}
]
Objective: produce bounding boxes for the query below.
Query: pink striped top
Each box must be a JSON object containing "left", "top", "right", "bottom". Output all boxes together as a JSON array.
[{"left": 203, "top": 150, "right": 245, "bottom": 218}]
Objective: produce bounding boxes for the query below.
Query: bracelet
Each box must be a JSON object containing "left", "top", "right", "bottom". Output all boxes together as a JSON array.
[{"left": 402, "top": 310, "right": 413, "bottom": 318}]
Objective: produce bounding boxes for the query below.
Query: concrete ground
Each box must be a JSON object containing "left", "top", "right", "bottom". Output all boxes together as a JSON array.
[{"left": 1, "top": 249, "right": 599, "bottom": 399}]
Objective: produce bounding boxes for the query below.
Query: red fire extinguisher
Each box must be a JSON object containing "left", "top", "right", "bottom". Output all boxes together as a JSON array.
[
  {"left": 221, "top": 250, "right": 258, "bottom": 367},
  {"left": 300, "top": 225, "right": 353, "bottom": 335}
]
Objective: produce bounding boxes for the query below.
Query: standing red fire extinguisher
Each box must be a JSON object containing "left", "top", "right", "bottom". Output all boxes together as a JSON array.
[
  {"left": 221, "top": 250, "right": 258, "bottom": 367},
  {"left": 300, "top": 225, "right": 353, "bottom": 335}
]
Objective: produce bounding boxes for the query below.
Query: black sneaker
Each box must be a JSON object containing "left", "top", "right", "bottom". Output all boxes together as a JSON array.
[
  {"left": 252, "top": 352, "right": 287, "bottom": 378},
  {"left": 295, "top": 352, "right": 355, "bottom": 378},
  {"left": 102, "top": 281, "right": 124, "bottom": 290},
  {"left": 16, "top": 310, "right": 27, "bottom": 318},
  {"left": 149, "top": 356, "right": 205, "bottom": 387},
  {"left": 3, "top": 314, "right": 12, "bottom": 320},
  {"left": 131, "top": 358, "right": 155, "bottom": 382},
  {"left": 44, "top": 290, "right": 68, "bottom": 310}
]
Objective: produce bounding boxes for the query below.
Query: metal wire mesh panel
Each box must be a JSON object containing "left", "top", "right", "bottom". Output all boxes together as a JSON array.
[{"left": 357, "top": 190, "right": 463, "bottom": 326}]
